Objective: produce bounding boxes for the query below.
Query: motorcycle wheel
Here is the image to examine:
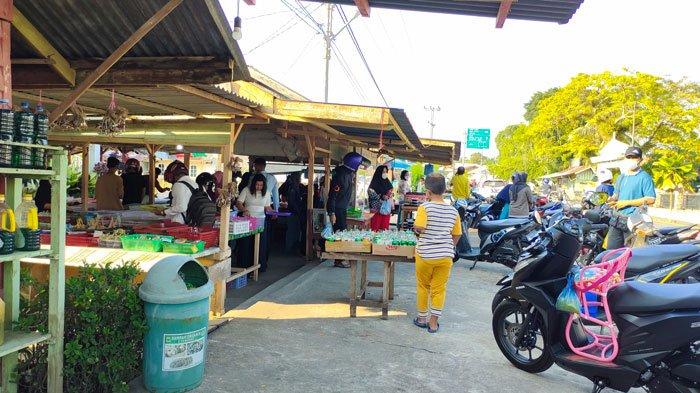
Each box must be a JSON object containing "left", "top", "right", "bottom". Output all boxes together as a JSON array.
[{"left": 492, "top": 300, "right": 553, "bottom": 374}]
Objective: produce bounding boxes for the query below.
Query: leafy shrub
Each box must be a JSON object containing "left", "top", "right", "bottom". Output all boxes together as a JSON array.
[{"left": 16, "top": 262, "right": 147, "bottom": 393}]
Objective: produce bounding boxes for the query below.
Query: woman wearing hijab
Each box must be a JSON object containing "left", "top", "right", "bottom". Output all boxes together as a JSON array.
[
  {"left": 508, "top": 172, "right": 535, "bottom": 218},
  {"left": 368, "top": 165, "right": 394, "bottom": 231}
]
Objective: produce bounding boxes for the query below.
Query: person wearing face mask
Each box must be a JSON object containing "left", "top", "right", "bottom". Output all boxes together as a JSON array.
[
  {"left": 606, "top": 146, "right": 656, "bottom": 249},
  {"left": 368, "top": 165, "right": 394, "bottom": 231}
]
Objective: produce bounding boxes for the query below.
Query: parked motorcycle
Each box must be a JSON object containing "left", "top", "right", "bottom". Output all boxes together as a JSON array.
[{"left": 491, "top": 217, "right": 700, "bottom": 393}]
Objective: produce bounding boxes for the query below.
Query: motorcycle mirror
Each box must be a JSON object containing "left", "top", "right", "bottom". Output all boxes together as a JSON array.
[{"left": 534, "top": 209, "right": 543, "bottom": 225}]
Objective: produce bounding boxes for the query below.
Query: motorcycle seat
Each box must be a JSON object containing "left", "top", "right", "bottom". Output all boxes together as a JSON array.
[
  {"left": 478, "top": 218, "right": 530, "bottom": 234},
  {"left": 609, "top": 281, "right": 700, "bottom": 314},
  {"left": 594, "top": 244, "right": 700, "bottom": 275},
  {"left": 657, "top": 225, "right": 695, "bottom": 236}
]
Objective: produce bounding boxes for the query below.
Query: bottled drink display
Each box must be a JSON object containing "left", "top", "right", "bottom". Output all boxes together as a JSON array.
[
  {"left": 372, "top": 230, "right": 417, "bottom": 246},
  {"left": 12, "top": 101, "right": 34, "bottom": 168},
  {"left": 15, "top": 194, "right": 40, "bottom": 251},
  {"left": 0, "top": 99, "right": 13, "bottom": 167},
  {"left": 33, "top": 104, "right": 49, "bottom": 169},
  {"left": 325, "top": 229, "right": 374, "bottom": 243},
  {"left": 0, "top": 194, "right": 16, "bottom": 255}
]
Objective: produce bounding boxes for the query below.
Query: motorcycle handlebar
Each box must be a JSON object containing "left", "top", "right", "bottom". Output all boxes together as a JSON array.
[{"left": 588, "top": 224, "right": 608, "bottom": 232}]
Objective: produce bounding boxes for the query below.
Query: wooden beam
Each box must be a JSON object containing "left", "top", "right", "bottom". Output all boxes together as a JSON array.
[
  {"left": 274, "top": 100, "right": 390, "bottom": 127},
  {"left": 90, "top": 89, "right": 195, "bottom": 116},
  {"left": 314, "top": 146, "right": 331, "bottom": 154},
  {"left": 305, "top": 135, "right": 315, "bottom": 259},
  {"left": 217, "top": 123, "right": 244, "bottom": 257},
  {"left": 11, "top": 6, "right": 76, "bottom": 85},
  {"left": 81, "top": 144, "right": 89, "bottom": 212},
  {"left": 496, "top": 0, "right": 513, "bottom": 28},
  {"left": 0, "top": 0, "right": 11, "bottom": 107},
  {"left": 12, "top": 90, "right": 105, "bottom": 114},
  {"left": 202, "top": 0, "right": 250, "bottom": 80},
  {"left": 388, "top": 112, "right": 417, "bottom": 151},
  {"left": 48, "top": 0, "right": 185, "bottom": 123},
  {"left": 146, "top": 144, "right": 156, "bottom": 204},
  {"left": 168, "top": 84, "right": 253, "bottom": 115},
  {"left": 354, "top": 0, "right": 370, "bottom": 17},
  {"left": 11, "top": 58, "right": 54, "bottom": 65}
]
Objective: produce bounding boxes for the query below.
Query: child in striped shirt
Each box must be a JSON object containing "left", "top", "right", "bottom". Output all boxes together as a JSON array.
[{"left": 412, "top": 173, "right": 462, "bottom": 333}]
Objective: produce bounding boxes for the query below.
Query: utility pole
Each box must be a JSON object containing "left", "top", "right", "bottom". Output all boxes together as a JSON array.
[
  {"left": 424, "top": 105, "right": 441, "bottom": 138},
  {"left": 323, "top": 4, "right": 333, "bottom": 103}
]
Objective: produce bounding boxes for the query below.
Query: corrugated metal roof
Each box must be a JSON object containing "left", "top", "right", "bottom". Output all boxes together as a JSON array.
[
  {"left": 12, "top": 0, "right": 249, "bottom": 79},
  {"left": 303, "top": 0, "right": 584, "bottom": 24}
]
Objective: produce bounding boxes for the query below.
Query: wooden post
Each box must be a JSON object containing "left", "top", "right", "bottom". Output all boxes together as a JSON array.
[
  {"left": 217, "top": 123, "right": 243, "bottom": 256},
  {"left": 146, "top": 144, "right": 156, "bottom": 204},
  {"left": 81, "top": 143, "right": 89, "bottom": 211},
  {"left": 48, "top": 0, "right": 185, "bottom": 122},
  {"left": 323, "top": 154, "right": 331, "bottom": 208},
  {"left": 305, "top": 136, "right": 315, "bottom": 259},
  {"left": 48, "top": 150, "right": 67, "bottom": 393},
  {"left": 0, "top": 0, "right": 12, "bottom": 106},
  {"left": 2, "top": 176, "right": 20, "bottom": 393},
  {"left": 183, "top": 152, "right": 191, "bottom": 171}
]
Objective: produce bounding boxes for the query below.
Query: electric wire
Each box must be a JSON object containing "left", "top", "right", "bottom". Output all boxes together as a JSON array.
[
  {"left": 337, "top": 6, "right": 390, "bottom": 106},
  {"left": 331, "top": 42, "right": 368, "bottom": 101}
]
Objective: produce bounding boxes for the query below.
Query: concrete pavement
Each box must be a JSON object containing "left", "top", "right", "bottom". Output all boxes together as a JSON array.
[{"left": 194, "top": 257, "right": 643, "bottom": 393}]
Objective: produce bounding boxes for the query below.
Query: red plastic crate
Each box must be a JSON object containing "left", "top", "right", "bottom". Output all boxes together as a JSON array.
[
  {"left": 41, "top": 233, "right": 99, "bottom": 247},
  {"left": 185, "top": 228, "right": 219, "bottom": 249}
]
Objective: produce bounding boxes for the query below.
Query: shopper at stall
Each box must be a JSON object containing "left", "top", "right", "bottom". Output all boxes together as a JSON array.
[
  {"left": 34, "top": 180, "right": 51, "bottom": 212},
  {"left": 413, "top": 173, "right": 461, "bottom": 333},
  {"left": 95, "top": 156, "right": 124, "bottom": 211},
  {"left": 145, "top": 167, "right": 169, "bottom": 194},
  {"left": 121, "top": 158, "right": 146, "bottom": 206},
  {"left": 162, "top": 160, "right": 198, "bottom": 224},
  {"left": 237, "top": 173, "right": 273, "bottom": 272},
  {"left": 397, "top": 170, "right": 411, "bottom": 202},
  {"left": 327, "top": 152, "right": 369, "bottom": 267},
  {"left": 368, "top": 165, "right": 394, "bottom": 231},
  {"left": 253, "top": 157, "right": 279, "bottom": 212},
  {"left": 196, "top": 172, "right": 216, "bottom": 201},
  {"left": 284, "top": 171, "right": 305, "bottom": 254},
  {"left": 450, "top": 166, "right": 470, "bottom": 201}
]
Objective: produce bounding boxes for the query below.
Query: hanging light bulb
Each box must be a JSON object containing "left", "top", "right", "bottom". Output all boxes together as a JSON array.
[
  {"left": 232, "top": 0, "right": 242, "bottom": 41},
  {"left": 176, "top": 144, "right": 184, "bottom": 151},
  {"left": 232, "top": 16, "right": 242, "bottom": 41}
]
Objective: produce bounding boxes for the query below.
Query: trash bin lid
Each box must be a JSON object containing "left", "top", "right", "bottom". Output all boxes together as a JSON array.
[{"left": 139, "top": 256, "right": 214, "bottom": 304}]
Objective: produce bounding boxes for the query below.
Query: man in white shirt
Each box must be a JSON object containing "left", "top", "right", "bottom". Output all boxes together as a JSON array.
[
  {"left": 253, "top": 157, "right": 279, "bottom": 212},
  {"left": 162, "top": 160, "right": 198, "bottom": 224}
]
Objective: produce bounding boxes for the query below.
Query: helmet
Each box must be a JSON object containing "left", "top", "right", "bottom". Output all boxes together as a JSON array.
[
  {"left": 124, "top": 158, "right": 141, "bottom": 174},
  {"left": 597, "top": 168, "right": 613, "bottom": 183},
  {"left": 164, "top": 160, "right": 187, "bottom": 183},
  {"left": 342, "top": 152, "right": 369, "bottom": 172}
]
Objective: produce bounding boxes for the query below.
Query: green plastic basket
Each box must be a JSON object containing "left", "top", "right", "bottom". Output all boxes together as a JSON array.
[
  {"left": 346, "top": 208, "right": 363, "bottom": 219},
  {"left": 120, "top": 234, "right": 174, "bottom": 252},
  {"left": 162, "top": 240, "right": 205, "bottom": 255}
]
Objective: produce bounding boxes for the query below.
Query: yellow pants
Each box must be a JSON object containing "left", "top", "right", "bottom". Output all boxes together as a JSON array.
[{"left": 415, "top": 255, "right": 453, "bottom": 317}]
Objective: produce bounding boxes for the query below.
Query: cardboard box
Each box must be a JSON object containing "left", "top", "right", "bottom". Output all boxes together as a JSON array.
[
  {"left": 325, "top": 241, "right": 372, "bottom": 253},
  {"left": 372, "top": 244, "right": 415, "bottom": 258}
]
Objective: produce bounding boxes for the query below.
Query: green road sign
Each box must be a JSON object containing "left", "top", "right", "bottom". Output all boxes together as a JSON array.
[{"left": 466, "top": 128, "right": 490, "bottom": 149}]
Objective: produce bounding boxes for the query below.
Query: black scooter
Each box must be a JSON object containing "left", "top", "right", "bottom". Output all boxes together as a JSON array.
[{"left": 491, "top": 218, "right": 700, "bottom": 393}]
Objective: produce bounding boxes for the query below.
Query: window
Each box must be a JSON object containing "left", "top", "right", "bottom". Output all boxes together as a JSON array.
[{"left": 189, "top": 165, "right": 197, "bottom": 177}]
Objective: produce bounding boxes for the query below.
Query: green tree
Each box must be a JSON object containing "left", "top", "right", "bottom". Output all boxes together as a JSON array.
[
  {"left": 491, "top": 71, "right": 700, "bottom": 183},
  {"left": 651, "top": 150, "right": 697, "bottom": 192}
]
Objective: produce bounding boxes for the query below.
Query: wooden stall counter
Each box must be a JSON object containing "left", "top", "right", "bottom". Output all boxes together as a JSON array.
[{"left": 322, "top": 252, "right": 414, "bottom": 320}]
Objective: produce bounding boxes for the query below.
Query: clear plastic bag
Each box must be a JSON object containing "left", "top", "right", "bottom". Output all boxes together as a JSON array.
[{"left": 556, "top": 274, "right": 581, "bottom": 314}]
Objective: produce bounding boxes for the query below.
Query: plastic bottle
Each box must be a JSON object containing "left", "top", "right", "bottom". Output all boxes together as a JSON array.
[
  {"left": 0, "top": 194, "right": 16, "bottom": 255},
  {"left": 33, "top": 104, "right": 49, "bottom": 169},
  {"left": 15, "top": 194, "right": 39, "bottom": 251},
  {"left": 0, "top": 99, "right": 13, "bottom": 167},
  {"left": 12, "top": 101, "right": 34, "bottom": 168}
]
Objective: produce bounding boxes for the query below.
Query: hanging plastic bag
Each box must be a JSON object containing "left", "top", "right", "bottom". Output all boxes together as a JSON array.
[
  {"left": 379, "top": 199, "right": 393, "bottom": 215},
  {"left": 321, "top": 214, "right": 334, "bottom": 239},
  {"left": 556, "top": 274, "right": 581, "bottom": 314}
]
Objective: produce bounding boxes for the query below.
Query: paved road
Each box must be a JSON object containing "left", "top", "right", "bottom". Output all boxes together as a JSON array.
[{"left": 192, "top": 254, "right": 644, "bottom": 393}]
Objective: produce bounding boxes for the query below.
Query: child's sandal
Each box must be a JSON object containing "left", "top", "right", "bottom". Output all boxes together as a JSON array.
[{"left": 413, "top": 317, "right": 428, "bottom": 329}]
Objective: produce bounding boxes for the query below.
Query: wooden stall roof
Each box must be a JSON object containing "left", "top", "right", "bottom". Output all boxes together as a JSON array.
[{"left": 10, "top": 0, "right": 262, "bottom": 120}]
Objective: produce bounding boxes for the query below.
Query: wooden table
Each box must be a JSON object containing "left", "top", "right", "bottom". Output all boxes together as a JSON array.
[{"left": 322, "top": 252, "right": 413, "bottom": 320}]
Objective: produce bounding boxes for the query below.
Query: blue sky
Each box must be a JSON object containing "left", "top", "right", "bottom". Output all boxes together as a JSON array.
[{"left": 221, "top": 0, "right": 700, "bottom": 157}]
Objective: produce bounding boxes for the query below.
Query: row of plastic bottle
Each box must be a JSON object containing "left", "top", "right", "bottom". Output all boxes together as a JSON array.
[
  {"left": 0, "top": 100, "right": 49, "bottom": 168},
  {"left": 372, "top": 230, "right": 417, "bottom": 246},
  {"left": 325, "top": 229, "right": 374, "bottom": 243},
  {"left": 0, "top": 194, "right": 41, "bottom": 255}
]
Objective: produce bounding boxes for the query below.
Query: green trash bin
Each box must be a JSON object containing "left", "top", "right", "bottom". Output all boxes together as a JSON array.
[{"left": 139, "top": 256, "right": 214, "bottom": 392}]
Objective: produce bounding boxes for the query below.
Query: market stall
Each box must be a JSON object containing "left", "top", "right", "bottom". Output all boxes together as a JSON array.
[{"left": 321, "top": 230, "right": 417, "bottom": 319}]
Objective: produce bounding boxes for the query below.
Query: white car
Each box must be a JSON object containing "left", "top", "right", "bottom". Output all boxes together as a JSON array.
[{"left": 475, "top": 179, "right": 507, "bottom": 199}]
